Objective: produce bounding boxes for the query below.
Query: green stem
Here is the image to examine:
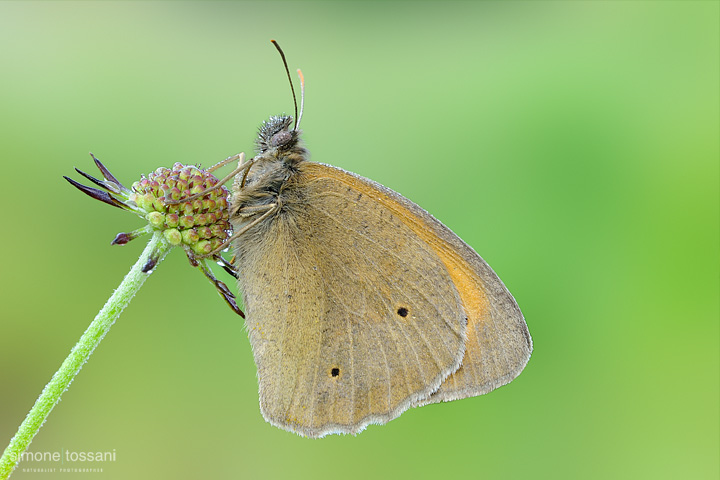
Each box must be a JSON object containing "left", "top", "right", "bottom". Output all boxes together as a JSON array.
[{"left": 0, "top": 232, "right": 171, "bottom": 479}]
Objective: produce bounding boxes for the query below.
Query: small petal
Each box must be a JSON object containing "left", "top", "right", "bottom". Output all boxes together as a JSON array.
[
  {"left": 163, "top": 228, "right": 182, "bottom": 245},
  {"left": 146, "top": 211, "right": 165, "bottom": 228},
  {"left": 182, "top": 228, "right": 200, "bottom": 245},
  {"left": 180, "top": 215, "right": 195, "bottom": 229},
  {"left": 165, "top": 214, "right": 179, "bottom": 228},
  {"left": 193, "top": 240, "right": 213, "bottom": 255},
  {"left": 197, "top": 226, "right": 213, "bottom": 239}
]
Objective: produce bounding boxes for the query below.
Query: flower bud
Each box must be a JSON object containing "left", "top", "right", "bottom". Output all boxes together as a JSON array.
[
  {"left": 76, "top": 159, "right": 232, "bottom": 256},
  {"left": 146, "top": 211, "right": 165, "bottom": 228},
  {"left": 163, "top": 228, "right": 182, "bottom": 245}
]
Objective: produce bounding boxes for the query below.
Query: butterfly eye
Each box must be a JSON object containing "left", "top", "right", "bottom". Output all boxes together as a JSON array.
[{"left": 271, "top": 131, "right": 292, "bottom": 148}]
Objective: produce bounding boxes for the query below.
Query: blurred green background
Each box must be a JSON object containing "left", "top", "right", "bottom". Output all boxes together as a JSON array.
[{"left": 1, "top": 1, "right": 717, "bottom": 479}]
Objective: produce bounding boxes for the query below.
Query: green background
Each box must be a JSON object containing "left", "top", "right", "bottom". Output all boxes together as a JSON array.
[{"left": 1, "top": 1, "right": 717, "bottom": 479}]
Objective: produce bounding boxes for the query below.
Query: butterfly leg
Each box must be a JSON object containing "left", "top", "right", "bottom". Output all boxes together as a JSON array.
[
  {"left": 205, "top": 152, "right": 244, "bottom": 173},
  {"left": 184, "top": 247, "right": 245, "bottom": 317},
  {"left": 202, "top": 203, "right": 278, "bottom": 257},
  {"left": 165, "top": 153, "right": 255, "bottom": 205},
  {"left": 214, "top": 255, "right": 238, "bottom": 279}
]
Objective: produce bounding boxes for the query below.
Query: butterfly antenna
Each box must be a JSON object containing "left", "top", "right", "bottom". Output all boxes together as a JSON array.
[
  {"left": 271, "top": 39, "right": 299, "bottom": 130},
  {"left": 296, "top": 69, "right": 305, "bottom": 130}
]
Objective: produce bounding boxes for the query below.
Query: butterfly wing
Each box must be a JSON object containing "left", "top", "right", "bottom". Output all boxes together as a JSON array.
[
  {"left": 412, "top": 221, "right": 533, "bottom": 405},
  {"left": 309, "top": 163, "right": 533, "bottom": 408},
  {"left": 233, "top": 161, "right": 531, "bottom": 437},
  {"left": 233, "top": 162, "right": 469, "bottom": 437},
  {"left": 415, "top": 253, "right": 533, "bottom": 406}
]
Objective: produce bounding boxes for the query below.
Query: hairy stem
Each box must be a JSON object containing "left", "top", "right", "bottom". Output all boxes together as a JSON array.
[{"left": 0, "top": 232, "right": 171, "bottom": 479}]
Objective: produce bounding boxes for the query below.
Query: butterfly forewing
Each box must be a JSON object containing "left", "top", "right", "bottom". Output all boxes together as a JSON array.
[{"left": 303, "top": 164, "right": 533, "bottom": 408}]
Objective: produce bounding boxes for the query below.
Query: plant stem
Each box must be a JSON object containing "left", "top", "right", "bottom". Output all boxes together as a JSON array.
[{"left": 0, "top": 232, "right": 171, "bottom": 479}]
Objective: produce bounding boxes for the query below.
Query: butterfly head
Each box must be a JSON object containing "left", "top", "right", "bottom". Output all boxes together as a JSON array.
[{"left": 254, "top": 115, "right": 308, "bottom": 167}]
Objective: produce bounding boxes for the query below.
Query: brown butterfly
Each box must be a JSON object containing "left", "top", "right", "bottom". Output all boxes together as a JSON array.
[{"left": 194, "top": 41, "right": 531, "bottom": 437}]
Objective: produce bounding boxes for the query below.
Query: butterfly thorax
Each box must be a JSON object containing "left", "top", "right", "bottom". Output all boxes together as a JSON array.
[{"left": 230, "top": 115, "right": 308, "bottom": 217}]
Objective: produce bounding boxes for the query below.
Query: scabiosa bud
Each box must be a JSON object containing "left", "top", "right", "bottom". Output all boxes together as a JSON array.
[
  {"left": 65, "top": 157, "right": 232, "bottom": 255},
  {"left": 128, "top": 162, "right": 232, "bottom": 254},
  {"left": 64, "top": 152, "right": 244, "bottom": 317}
]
